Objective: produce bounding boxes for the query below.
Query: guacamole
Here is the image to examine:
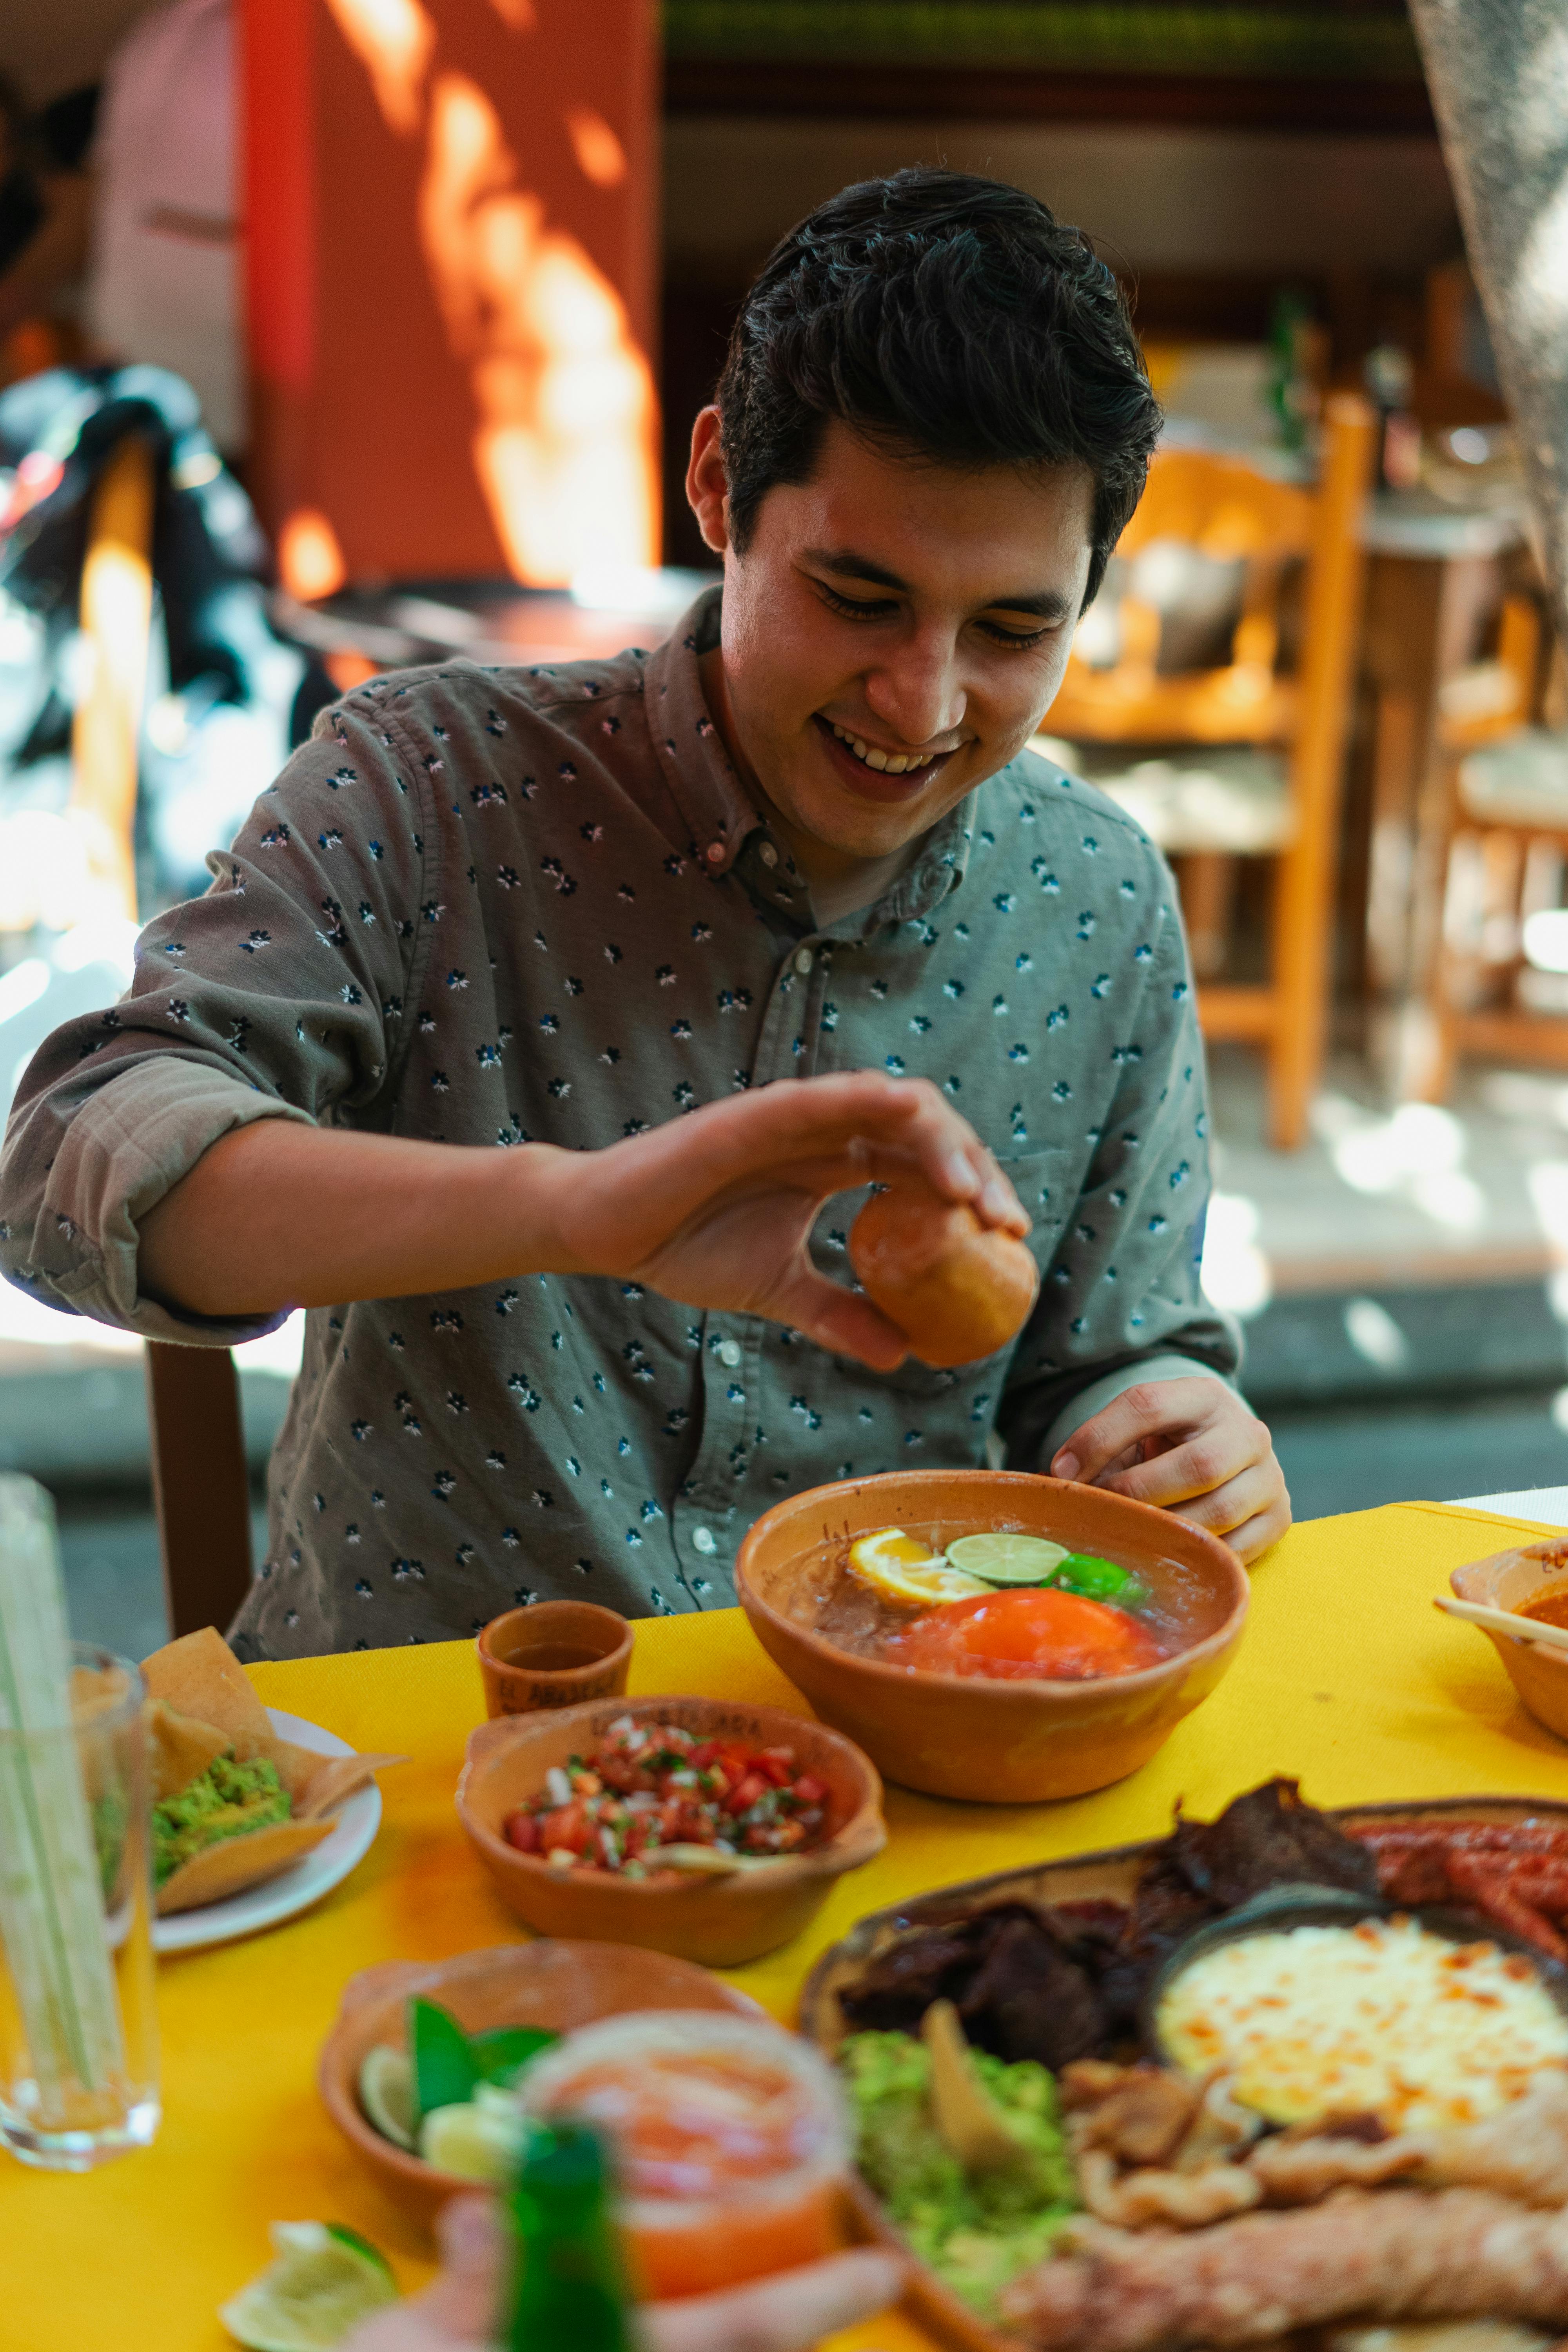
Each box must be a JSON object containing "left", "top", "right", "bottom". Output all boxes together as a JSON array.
[
  {"left": 840, "top": 2030, "right": 1077, "bottom": 2319},
  {"left": 153, "top": 1753, "right": 290, "bottom": 1885}
]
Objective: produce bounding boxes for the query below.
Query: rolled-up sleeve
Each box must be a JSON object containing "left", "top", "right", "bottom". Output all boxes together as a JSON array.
[
  {"left": 997, "top": 886, "right": 1241, "bottom": 1469},
  {"left": 0, "top": 694, "right": 432, "bottom": 1342}
]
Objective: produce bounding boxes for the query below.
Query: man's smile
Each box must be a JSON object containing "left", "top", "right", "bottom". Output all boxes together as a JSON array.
[{"left": 811, "top": 711, "right": 962, "bottom": 800}]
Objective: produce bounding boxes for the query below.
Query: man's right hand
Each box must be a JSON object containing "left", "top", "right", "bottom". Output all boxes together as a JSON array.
[
  {"left": 539, "top": 1071, "right": 1027, "bottom": 1369},
  {"left": 138, "top": 1071, "right": 1025, "bottom": 1370}
]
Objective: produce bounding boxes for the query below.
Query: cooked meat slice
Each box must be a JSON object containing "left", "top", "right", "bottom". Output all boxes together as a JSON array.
[
  {"left": 1250, "top": 2136, "right": 1428, "bottom": 2202},
  {"left": 998, "top": 2190, "right": 1568, "bottom": 2352},
  {"left": 1167, "top": 1780, "right": 1383, "bottom": 1911},
  {"left": 1072, "top": 2064, "right": 1207, "bottom": 2167},
  {"left": 957, "top": 1909, "right": 1108, "bottom": 2068},
  {"left": 835, "top": 1919, "right": 990, "bottom": 2034},
  {"left": 1416, "top": 2075, "right": 1568, "bottom": 2206},
  {"left": 1078, "top": 2145, "right": 1264, "bottom": 2230}
]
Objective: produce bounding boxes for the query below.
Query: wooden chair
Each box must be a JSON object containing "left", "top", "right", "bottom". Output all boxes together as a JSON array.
[
  {"left": 66, "top": 432, "right": 256, "bottom": 1639},
  {"left": 1418, "top": 593, "right": 1568, "bottom": 1094},
  {"left": 1042, "top": 392, "right": 1377, "bottom": 1149}
]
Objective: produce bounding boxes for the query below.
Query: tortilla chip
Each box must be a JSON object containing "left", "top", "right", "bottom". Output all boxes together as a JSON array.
[
  {"left": 291, "top": 1751, "right": 408, "bottom": 1820},
  {"left": 154, "top": 1818, "right": 334, "bottom": 1915},
  {"left": 141, "top": 1627, "right": 273, "bottom": 1760},
  {"left": 146, "top": 1699, "right": 230, "bottom": 1802}
]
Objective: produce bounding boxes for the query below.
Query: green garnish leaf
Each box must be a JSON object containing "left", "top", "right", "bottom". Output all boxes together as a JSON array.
[
  {"left": 410, "top": 1998, "right": 479, "bottom": 2122},
  {"left": 1052, "top": 1553, "right": 1147, "bottom": 1607},
  {"left": 470, "top": 2025, "right": 558, "bottom": 2086}
]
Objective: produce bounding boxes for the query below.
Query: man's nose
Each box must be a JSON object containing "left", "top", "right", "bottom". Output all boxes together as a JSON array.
[{"left": 861, "top": 629, "right": 967, "bottom": 748}]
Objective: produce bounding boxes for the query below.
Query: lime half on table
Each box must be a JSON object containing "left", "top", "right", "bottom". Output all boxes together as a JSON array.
[
  {"left": 220, "top": 2222, "right": 398, "bottom": 2352},
  {"left": 945, "top": 1533, "right": 1069, "bottom": 1585}
]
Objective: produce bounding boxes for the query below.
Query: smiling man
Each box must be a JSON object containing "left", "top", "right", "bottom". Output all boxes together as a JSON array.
[{"left": 0, "top": 168, "right": 1288, "bottom": 1658}]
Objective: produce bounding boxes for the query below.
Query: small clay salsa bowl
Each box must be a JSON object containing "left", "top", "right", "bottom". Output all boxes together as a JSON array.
[
  {"left": 319, "top": 1940, "right": 764, "bottom": 2229},
  {"left": 735, "top": 1469, "right": 1250, "bottom": 1804},
  {"left": 1452, "top": 1535, "right": 1568, "bottom": 1742},
  {"left": 456, "top": 1695, "right": 886, "bottom": 1967},
  {"left": 476, "top": 1599, "right": 633, "bottom": 1717}
]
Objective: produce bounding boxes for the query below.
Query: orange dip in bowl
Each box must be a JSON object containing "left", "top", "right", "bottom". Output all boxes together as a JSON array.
[
  {"left": 1520, "top": 1591, "right": 1568, "bottom": 1634},
  {"left": 517, "top": 2011, "right": 849, "bottom": 2299}
]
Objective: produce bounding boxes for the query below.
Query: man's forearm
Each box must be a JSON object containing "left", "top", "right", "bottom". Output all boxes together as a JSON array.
[{"left": 137, "top": 1121, "right": 572, "bottom": 1317}]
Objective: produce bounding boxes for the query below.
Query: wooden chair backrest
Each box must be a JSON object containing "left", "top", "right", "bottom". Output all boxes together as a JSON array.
[{"left": 1051, "top": 399, "right": 1369, "bottom": 750}]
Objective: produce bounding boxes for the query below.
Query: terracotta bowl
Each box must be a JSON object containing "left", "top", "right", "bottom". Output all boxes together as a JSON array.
[
  {"left": 1452, "top": 1535, "right": 1568, "bottom": 1740},
  {"left": 456, "top": 1695, "right": 886, "bottom": 1966},
  {"left": 734, "top": 1469, "right": 1250, "bottom": 1803},
  {"left": 319, "top": 1940, "right": 766, "bottom": 2229}
]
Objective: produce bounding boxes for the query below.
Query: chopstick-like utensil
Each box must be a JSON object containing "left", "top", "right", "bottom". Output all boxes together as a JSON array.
[
  {"left": 1435, "top": 1594, "right": 1568, "bottom": 1654},
  {"left": 922, "top": 1998, "right": 1024, "bottom": 2174}
]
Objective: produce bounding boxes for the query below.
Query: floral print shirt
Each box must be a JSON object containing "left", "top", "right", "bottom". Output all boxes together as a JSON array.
[{"left": 0, "top": 591, "right": 1235, "bottom": 1657}]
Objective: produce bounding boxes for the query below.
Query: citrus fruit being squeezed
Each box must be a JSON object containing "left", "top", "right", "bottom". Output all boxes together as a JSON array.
[{"left": 849, "top": 1178, "right": 1039, "bottom": 1368}]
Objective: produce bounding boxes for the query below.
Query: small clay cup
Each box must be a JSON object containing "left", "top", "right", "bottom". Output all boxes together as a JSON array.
[{"left": 476, "top": 1600, "right": 633, "bottom": 1718}]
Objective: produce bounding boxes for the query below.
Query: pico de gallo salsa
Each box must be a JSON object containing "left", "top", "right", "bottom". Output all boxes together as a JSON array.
[{"left": 501, "top": 1716, "right": 831, "bottom": 1875}]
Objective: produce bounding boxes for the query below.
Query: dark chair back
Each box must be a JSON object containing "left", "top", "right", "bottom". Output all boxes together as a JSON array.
[{"left": 145, "top": 1341, "right": 253, "bottom": 1639}]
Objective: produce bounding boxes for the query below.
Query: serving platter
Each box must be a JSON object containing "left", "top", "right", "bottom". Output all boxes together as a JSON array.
[
  {"left": 799, "top": 1792, "right": 1568, "bottom": 2352},
  {"left": 153, "top": 1708, "right": 382, "bottom": 1955}
]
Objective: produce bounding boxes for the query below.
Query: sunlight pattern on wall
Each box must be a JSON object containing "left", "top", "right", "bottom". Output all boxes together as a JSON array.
[{"left": 323, "top": 0, "right": 658, "bottom": 584}]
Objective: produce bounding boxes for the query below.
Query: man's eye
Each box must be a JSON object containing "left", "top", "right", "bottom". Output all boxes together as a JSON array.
[
  {"left": 978, "top": 619, "right": 1052, "bottom": 650},
  {"left": 819, "top": 585, "right": 897, "bottom": 622}
]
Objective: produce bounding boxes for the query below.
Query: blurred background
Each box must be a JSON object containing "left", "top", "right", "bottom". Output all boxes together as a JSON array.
[{"left": 4, "top": 0, "right": 1567, "bottom": 1657}]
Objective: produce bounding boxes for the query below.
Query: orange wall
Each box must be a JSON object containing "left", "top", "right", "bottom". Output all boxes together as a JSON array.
[{"left": 243, "top": 0, "right": 661, "bottom": 588}]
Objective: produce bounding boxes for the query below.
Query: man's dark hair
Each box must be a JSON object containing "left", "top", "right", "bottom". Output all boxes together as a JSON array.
[{"left": 716, "top": 168, "right": 1161, "bottom": 607}]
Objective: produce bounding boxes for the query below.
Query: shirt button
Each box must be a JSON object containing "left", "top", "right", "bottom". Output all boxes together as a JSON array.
[
  {"left": 717, "top": 1338, "right": 743, "bottom": 1368},
  {"left": 691, "top": 1525, "right": 717, "bottom": 1555},
  {"left": 795, "top": 947, "right": 814, "bottom": 976},
  {"left": 705, "top": 841, "right": 726, "bottom": 865},
  {"left": 758, "top": 841, "right": 779, "bottom": 867}
]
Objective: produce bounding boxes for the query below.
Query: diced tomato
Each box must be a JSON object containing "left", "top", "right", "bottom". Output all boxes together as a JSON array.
[
  {"left": 688, "top": 1740, "right": 720, "bottom": 1770},
  {"left": 538, "top": 1801, "right": 592, "bottom": 1855},
  {"left": 724, "top": 1771, "right": 769, "bottom": 1816},
  {"left": 792, "top": 1774, "right": 828, "bottom": 1807},
  {"left": 504, "top": 1808, "right": 541, "bottom": 1853},
  {"left": 755, "top": 1750, "right": 795, "bottom": 1788}
]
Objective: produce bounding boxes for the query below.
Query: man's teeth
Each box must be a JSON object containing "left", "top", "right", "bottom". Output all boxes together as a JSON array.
[{"left": 830, "top": 723, "right": 938, "bottom": 776}]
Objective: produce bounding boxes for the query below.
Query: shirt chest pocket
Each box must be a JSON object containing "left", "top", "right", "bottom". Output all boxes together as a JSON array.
[{"left": 831, "top": 1146, "right": 1076, "bottom": 1399}]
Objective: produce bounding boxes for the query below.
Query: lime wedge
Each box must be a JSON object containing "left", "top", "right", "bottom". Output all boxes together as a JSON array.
[
  {"left": 358, "top": 2044, "right": 417, "bottom": 2151},
  {"left": 220, "top": 2221, "right": 397, "bottom": 2351},
  {"left": 946, "top": 1533, "right": 1070, "bottom": 1585},
  {"left": 419, "top": 2085, "right": 528, "bottom": 2185}
]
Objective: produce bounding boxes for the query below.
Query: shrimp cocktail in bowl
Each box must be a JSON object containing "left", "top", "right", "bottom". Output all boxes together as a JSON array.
[{"left": 735, "top": 1470, "right": 1250, "bottom": 1804}]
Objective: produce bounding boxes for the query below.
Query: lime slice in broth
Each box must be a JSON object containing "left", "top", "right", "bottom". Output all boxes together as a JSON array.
[
  {"left": 945, "top": 1533, "right": 1069, "bottom": 1585},
  {"left": 219, "top": 2221, "right": 397, "bottom": 2351},
  {"left": 358, "top": 2044, "right": 416, "bottom": 2149}
]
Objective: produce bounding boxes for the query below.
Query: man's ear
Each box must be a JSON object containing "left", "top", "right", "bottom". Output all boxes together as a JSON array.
[{"left": 686, "top": 406, "right": 732, "bottom": 557}]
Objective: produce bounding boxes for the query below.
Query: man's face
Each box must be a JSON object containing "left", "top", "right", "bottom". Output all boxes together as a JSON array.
[{"left": 688, "top": 411, "right": 1096, "bottom": 867}]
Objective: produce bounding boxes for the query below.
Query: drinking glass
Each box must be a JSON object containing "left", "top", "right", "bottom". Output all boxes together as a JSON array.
[{"left": 0, "top": 1642, "right": 160, "bottom": 2167}]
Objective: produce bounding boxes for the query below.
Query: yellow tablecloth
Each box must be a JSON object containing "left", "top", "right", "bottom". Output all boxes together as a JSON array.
[{"left": 9, "top": 1497, "right": 1568, "bottom": 2351}]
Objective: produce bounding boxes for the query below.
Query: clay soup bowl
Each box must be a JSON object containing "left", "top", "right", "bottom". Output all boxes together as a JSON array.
[{"left": 735, "top": 1468, "right": 1249, "bottom": 1803}]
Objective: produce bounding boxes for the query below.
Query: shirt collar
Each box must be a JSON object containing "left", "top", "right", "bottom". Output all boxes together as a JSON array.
[{"left": 644, "top": 583, "right": 976, "bottom": 934}]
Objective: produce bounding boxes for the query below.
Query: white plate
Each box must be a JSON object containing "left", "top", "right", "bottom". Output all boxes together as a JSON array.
[{"left": 152, "top": 1707, "right": 383, "bottom": 1955}]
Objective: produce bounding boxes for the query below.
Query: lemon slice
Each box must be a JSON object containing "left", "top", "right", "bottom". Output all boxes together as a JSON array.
[
  {"left": 419, "top": 2084, "right": 527, "bottom": 2185},
  {"left": 357, "top": 2044, "right": 416, "bottom": 2151},
  {"left": 847, "top": 1526, "right": 990, "bottom": 1608},
  {"left": 220, "top": 2222, "right": 397, "bottom": 2351},
  {"left": 946, "top": 1533, "right": 1070, "bottom": 1585}
]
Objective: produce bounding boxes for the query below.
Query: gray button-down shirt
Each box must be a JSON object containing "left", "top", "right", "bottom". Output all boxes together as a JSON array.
[{"left": 0, "top": 590, "right": 1236, "bottom": 1657}]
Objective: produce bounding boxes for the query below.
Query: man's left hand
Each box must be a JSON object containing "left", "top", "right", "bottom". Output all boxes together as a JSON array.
[{"left": 1050, "top": 1377, "right": 1290, "bottom": 1564}]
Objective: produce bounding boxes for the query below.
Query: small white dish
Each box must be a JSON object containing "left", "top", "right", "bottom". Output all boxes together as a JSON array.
[{"left": 152, "top": 1707, "right": 383, "bottom": 1955}]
